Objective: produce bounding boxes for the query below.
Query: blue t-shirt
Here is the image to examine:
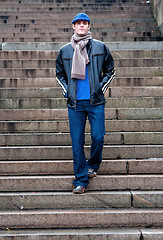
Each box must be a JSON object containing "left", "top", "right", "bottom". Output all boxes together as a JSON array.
[{"left": 76, "top": 66, "right": 90, "bottom": 100}]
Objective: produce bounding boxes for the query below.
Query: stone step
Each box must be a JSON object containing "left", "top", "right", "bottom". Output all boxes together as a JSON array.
[
  {"left": 0, "top": 1, "right": 148, "bottom": 6},
  {"left": 0, "top": 174, "right": 163, "bottom": 191},
  {"left": 0, "top": 14, "right": 154, "bottom": 25},
  {"left": 0, "top": 50, "right": 163, "bottom": 59},
  {"left": 0, "top": 22, "right": 157, "bottom": 31},
  {"left": 0, "top": 58, "right": 163, "bottom": 68},
  {"left": 0, "top": 6, "right": 152, "bottom": 13},
  {"left": 0, "top": 145, "right": 162, "bottom": 160},
  {"left": 1, "top": 36, "right": 161, "bottom": 45},
  {"left": 0, "top": 108, "right": 162, "bottom": 121},
  {"left": 2, "top": 42, "right": 163, "bottom": 51},
  {"left": 1, "top": 0, "right": 146, "bottom": 3},
  {"left": 0, "top": 1, "right": 151, "bottom": 7},
  {"left": 1, "top": 25, "right": 157, "bottom": 33},
  {"left": 0, "top": 8, "right": 152, "bottom": 14},
  {"left": 0, "top": 16, "right": 157, "bottom": 27},
  {"left": 0, "top": 17, "right": 156, "bottom": 25},
  {"left": 0, "top": 30, "right": 160, "bottom": 38},
  {"left": 0, "top": 12, "right": 153, "bottom": 19},
  {"left": 0, "top": 190, "right": 162, "bottom": 210},
  {"left": 0, "top": 77, "right": 162, "bottom": 88},
  {"left": 0, "top": 120, "right": 162, "bottom": 133},
  {"left": 1, "top": 97, "right": 163, "bottom": 109},
  {"left": 0, "top": 228, "right": 163, "bottom": 240},
  {"left": 2, "top": 36, "right": 163, "bottom": 42},
  {"left": 0, "top": 209, "right": 162, "bottom": 229},
  {"left": 0, "top": 159, "right": 127, "bottom": 175},
  {"left": 0, "top": 87, "right": 162, "bottom": 99},
  {"left": 0, "top": 67, "right": 162, "bottom": 78},
  {"left": 109, "top": 87, "right": 163, "bottom": 97},
  {"left": 0, "top": 159, "right": 162, "bottom": 175},
  {"left": 0, "top": 132, "right": 162, "bottom": 146}
]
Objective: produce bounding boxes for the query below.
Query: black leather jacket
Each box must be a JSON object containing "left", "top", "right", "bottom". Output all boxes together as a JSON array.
[{"left": 56, "top": 39, "right": 115, "bottom": 108}]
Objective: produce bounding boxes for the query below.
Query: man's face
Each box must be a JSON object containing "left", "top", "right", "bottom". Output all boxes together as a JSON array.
[{"left": 72, "top": 20, "right": 90, "bottom": 36}]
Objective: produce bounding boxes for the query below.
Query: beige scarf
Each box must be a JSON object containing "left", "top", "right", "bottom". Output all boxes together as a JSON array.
[{"left": 71, "top": 31, "right": 92, "bottom": 79}]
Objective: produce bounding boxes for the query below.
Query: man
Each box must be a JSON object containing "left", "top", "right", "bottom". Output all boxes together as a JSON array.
[{"left": 56, "top": 13, "right": 115, "bottom": 194}]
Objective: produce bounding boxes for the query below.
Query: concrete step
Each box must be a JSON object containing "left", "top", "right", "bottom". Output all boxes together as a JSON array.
[
  {"left": 0, "top": 9, "right": 152, "bottom": 14},
  {"left": 0, "top": 120, "right": 162, "bottom": 133},
  {"left": 0, "top": 30, "right": 160, "bottom": 38},
  {"left": 1, "top": 35, "right": 161, "bottom": 45},
  {"left": 0, "top": 209, "right": 162, "bottom": 229},
  {"left": 0, "top": 16, "right": 156, "bottom": 25},
  {"left": 0, "top": 108, "right": 162, "bottom": 121},
  {"left": 108, "top": 87, "right": 163, "bottom": 97},
  {"left": 0, "top": 132, "right": 162, "bottom": 146},
  {"left": 0, "top": 87, "right": 63, "bottom": 98},
  {"left": 1, "top": 25, "right": 157, "bottom": 34},
  {"left": 0, "top": 87, "right": 162, "bottom": 99},
  {"left": 0, "top": 77, "right": 162, "bottom": 88},
  {"left": 0, "top": 13, "right": 155, "bottom": 21},
  {"left": 0, "top": 174, "right": 163, "bottom": 191},
  {"left": 1, "top": 97, "right": 163, "bottom": 109},
  {"left": 0, "top": 50, "right": 163, "bottom": 59},
  {"left": 0, "top": 6, "right": 152, "bottom": 13},
  {"left": 0, "top": 159, "right": 127, "bottom": 175},
  {"left": 0, "top": 228, "right": 163, "bottom": 240},
  {"left": 0, "top": 67, "right": 162, "bottom": 78},
  {"left": 0, "top": 145, "right": 162, "bottom": 160},
  {"left": 2, "top": 42, "right": 163, "bottom": 51},
  {"left": 114, "top": 59, "right": 163, "bottom": 67},
  {"left": 0, "top": 22, "right": 157, "bottom": 32},
  {"left": 0, "top": 159, "right": 162, "bottom": 175},
  {"left": 112, "top": 77, "right": 163, "bottom": 87},
  {"left": 0, "top": 0, "right": 147, "bottom": 3},
  {"left": 0, "top": 190, "right": 162, "bottom": 210},
  {"left": 0, "top": 1, "right": 148, "bottom": 6},
  {"left": 0, "top": 14, "right": 154, "bottom": 24},
  {"left": 0, "top": 1, "right": 151, "bottom": 7},
  {"left": 0, "top": 58, "right": 163, "bottom": 68},
  {"left": 0, "top": 15, "right": 157, "bottom": 27},
  {"left": 2, "top": 36, "right": 163, "bottom": 43}
]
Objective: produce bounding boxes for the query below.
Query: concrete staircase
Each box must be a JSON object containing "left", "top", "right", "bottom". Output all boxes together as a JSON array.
[
  {"left": 0, "top": 0, "right": 163, "bottom": 239},
  {"left": 0, "top": 0, "right": 163, "bottom": 42}
]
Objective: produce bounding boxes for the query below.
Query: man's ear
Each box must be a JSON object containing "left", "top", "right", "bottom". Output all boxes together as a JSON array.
[{"left": 72, "top": 24, "right": 75, "bottom": 30}]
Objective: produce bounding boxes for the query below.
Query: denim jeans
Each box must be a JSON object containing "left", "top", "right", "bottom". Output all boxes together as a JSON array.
[{"left": 68, "top": 100, "right": 105, "bottom": 188}]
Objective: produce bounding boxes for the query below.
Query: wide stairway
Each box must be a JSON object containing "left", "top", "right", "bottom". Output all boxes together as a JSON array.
[{"left": 0, "top": 0, "right": 163, "bottom": 239}]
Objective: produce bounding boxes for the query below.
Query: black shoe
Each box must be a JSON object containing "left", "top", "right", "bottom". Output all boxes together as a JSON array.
[{"left": 88, "top": 168, "right": 97, "bottom": 178}]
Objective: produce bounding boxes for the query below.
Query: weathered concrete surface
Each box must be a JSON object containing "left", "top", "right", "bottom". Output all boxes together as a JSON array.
[
  {"left": 1, "top": 97, "right": 163, "bottom": 109},
  {"left": 132, "top": 191, "right": 163, "bottom": 208},
  {"left": 2, "top": 42, "right": 163, "bottom": 51},
  {"left": 0, "top": 145, "right": 163, "bottom": 160},
  {"left": 0, "top": 175, "right": 162, "bottom": 192},
  {"left": 141, "top": 228, "right": 163, "bottom": 240},
  {"left": 0, "top": 159, "right": 127, "bottom": 175},
  {"left": 0, "top": 228, "right": 141, "bottom": 240},
  {"left": 0, "top": 191, "right": 131, "bottom": 210},
  {"left": 0, "top": 108, "right": 162, "bottom": 121},
  {"left": 0, "top": 120, "right": 162, "bottom": 133},
  {"left": 128, "top": 159, "right": 163, "bottom": 174},
  {"left": 0, "top": 132, "right": 162, "bottom": 146},
  {"left": 0, "top": 209, "right": 162, "bottom": 229}
]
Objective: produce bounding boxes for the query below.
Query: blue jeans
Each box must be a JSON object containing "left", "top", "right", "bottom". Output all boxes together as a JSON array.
[{"left": 68, "top": 100, "right": 105, "bottom": 188}]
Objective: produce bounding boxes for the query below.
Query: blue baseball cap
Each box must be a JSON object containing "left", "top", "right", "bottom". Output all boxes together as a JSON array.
[{"left": 72, "top": 13, "right": 90, "bottom": 24}]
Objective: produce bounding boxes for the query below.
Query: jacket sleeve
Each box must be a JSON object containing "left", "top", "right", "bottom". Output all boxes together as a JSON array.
[
  {"left": 56, "top": 49, "right": 68, "bottom": 97},
  {"left": 101, "top": 44, "right": 115, "bottom": 94}
]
